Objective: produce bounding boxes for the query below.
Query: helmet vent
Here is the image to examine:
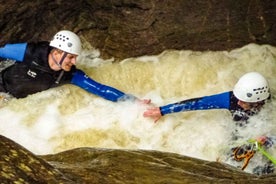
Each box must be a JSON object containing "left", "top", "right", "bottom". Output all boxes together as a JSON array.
[{"left": 247, "top": 93, "right": 252, "bottom": 98}]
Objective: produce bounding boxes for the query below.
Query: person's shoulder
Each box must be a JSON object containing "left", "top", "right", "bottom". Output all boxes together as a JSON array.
[
  {"left": 28, "top": 41, "right": 49, "bottom": 47},
  {"left": 39, "top": 41, "right": 50, "bottom": 46},
  {"left": 23, "top": 41, "right": 51, "bottom": 63}
]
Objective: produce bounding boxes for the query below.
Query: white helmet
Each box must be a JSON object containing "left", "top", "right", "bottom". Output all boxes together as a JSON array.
[
  {"left": 50, "top": 30, "right": 82, "bottom": 55},
  {"left": 233, "top": 72, "right": 270, "bottom": 103}
]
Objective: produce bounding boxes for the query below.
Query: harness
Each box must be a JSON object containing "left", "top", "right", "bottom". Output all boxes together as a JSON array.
[
  {"left": 232, "top": 141, "right": 276, "bottom": 170},
  {"left": 232, "top": 144, "right": 256, "bottom": 170}
]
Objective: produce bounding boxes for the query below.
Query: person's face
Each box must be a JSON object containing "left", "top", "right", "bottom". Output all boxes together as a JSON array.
[
  {"left": 237, "top": 100, "right": 252, "bottom": 110},
  {"left": 237, "top": 100, "right": 264, "bottom": 111},
  {"left": 60, "top": 52, "right": 78, "bottom": 71},
  {"left": 50, "top": 49, "right": 78, "bottom": 71}
]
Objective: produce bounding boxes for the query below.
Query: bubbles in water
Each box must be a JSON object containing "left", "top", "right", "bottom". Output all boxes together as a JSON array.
[{"left": 0, "top": 43, "right": 275, "bottom": 174}]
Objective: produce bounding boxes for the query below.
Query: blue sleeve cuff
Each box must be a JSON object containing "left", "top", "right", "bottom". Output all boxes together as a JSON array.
[
  {"left": 160, "top": 92, "right": 231, "bottom": 115},
  {"left": 0, "top": 43, "right": 27, "bottom": 62}
]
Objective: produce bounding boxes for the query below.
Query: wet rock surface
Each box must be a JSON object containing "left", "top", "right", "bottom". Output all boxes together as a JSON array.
[
  {"left": 0, "top": 135, "right": 72, "bottom": 184},
  {"left": 1, "top": 135, "right": 275, "bottom": 184},
  {"left": 0, "top": 0, "right": 276, "bottom": 59}
]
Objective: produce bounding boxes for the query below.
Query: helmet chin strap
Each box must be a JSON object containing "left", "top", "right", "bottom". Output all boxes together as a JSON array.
[
  {"left": 51, "top": 51, "right": 68, "bottom": 84},
  {"left": 51, "top": 52, "right": 68, "bottom": 69}
]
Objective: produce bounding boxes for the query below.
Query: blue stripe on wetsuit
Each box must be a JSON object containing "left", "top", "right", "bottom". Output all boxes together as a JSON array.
[
  {"left": 71, "top": 70, "right": 136, "bottom": 102},
  {"left": 0, "top": 43, "right": 27, "bottom": 62},
  {"left": 160, "top": 91, "right": 231, "bottom": 115}
]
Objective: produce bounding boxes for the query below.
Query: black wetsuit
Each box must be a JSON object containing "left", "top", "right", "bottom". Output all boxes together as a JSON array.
[
  {"left": 0, "top": 42, "right": 132, "bottom": 101},
  {"left": 0, "top": 42, "right": 74, "bottom": 98}
]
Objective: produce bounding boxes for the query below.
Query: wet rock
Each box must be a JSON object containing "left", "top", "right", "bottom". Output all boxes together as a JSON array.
[
  {"left": 0, "top": 0, "right": 276, "bottom": 59},
  {"left": 41, "top": 148, "right": 276, "bottom": 184},
  {"left": 1, "top": 134, "right": 276, "bottom": 183},
  {"left": 0, "top": 135, "right": 73, "bottom": 184}
]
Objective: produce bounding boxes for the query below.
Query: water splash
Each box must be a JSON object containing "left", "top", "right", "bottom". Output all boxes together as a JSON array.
[{"left": 0, "top": 43, "right": 275, "bottom": 174}]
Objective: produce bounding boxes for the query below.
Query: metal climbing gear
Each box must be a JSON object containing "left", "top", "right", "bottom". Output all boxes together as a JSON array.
[{"left": 232, "top": 143, "right": 256, "bottom": 170}]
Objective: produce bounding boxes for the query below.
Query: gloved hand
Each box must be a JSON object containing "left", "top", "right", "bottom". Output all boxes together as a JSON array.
[{"left": 256, "top": 136, "right": 274, "bottom": 149}]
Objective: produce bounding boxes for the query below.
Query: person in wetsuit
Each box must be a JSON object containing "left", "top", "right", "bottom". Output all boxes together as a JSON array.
[
  {"left": 0, "top": 30, "right": 150, "bottom": 103},
  {"left": 144, "top": 72, "right": 274, "bottom": 174},
  {"left": 143, "top": 72, "right": 270, "bottom": 123}
]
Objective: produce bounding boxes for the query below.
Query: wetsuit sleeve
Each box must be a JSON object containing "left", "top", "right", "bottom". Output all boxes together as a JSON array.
[
  {"left": 160, "top": 91, "right": 231, "bottom": 116},
  {"left": 71, "top": 70, "right": 137, "bottom": 102},
  {"left": 0, "top": 43, "right": 27, "bottom": 62}
]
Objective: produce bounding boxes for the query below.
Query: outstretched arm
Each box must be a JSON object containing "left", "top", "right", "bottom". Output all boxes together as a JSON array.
[
  {"left": 0, "top": 43, "right": 27, "bottom": 62},
  {"left": 71, "top": 70, "right": 150, "bottom": 103},
  {"left": 160, "top": 92, "right": 231, "bottom": 115},
  {"left": 144, "top": 92, "right": 231, "bottom": 122}
]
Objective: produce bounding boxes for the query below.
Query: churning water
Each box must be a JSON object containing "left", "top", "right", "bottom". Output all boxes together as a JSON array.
[{"left": 0, "top": 43, "right": 275, "bottom": 174}]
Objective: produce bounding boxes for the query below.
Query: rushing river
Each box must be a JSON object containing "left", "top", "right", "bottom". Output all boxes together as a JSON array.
[{"left": 0, "top": 43, "right": 275, "bottom": 174}]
